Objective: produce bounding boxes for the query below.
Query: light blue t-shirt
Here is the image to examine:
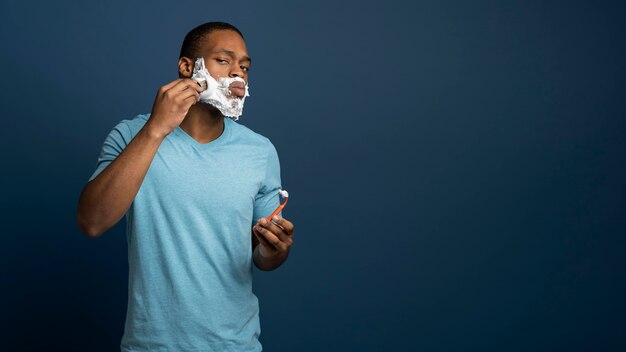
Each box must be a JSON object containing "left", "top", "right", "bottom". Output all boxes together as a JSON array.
[{"left": 88, "top": 114, "right": 282, "bottom": 352}]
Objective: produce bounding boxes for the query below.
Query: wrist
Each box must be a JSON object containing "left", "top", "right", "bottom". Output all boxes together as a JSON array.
[{"left": 143, "top": 119, "right": 170, "bottom": 141}]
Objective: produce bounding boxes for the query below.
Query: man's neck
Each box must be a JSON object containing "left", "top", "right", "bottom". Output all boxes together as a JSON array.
[{"left": 178, "top": 104, "right": 225, "bottom": 144}]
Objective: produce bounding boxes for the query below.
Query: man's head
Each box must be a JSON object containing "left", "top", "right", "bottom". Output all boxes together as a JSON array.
[{"left": 178, "top": 22, "right": 250, "bottom": 98}]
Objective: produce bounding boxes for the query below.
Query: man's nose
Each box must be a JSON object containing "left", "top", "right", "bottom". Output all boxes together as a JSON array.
[{"left": 229, "top": 64, "right": 244, "bottom": 78}]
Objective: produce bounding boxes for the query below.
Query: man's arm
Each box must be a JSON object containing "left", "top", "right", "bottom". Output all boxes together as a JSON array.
[
  {"left": 77, "top": 123, "right": 165, "bottom": 237},
  {"left": 76, "top": 78, "right": 202, "bottom": 237},
  {"left": 252, "top": 216, "right": 295, "bottom": 271}
]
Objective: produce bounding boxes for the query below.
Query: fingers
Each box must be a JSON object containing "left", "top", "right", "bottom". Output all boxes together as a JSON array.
[
  {"left": 158, "top": 78, "right": 182, "bottom": 94},
  {"left": 157, "top": 79, "right": 200, "bottom": 107},
  {"left": 252, "top": 226, "right": 274, "bottom": 249},
  {"left": 157, "top": 79, "right": 202, "bottom": 101},
  {"left": 181, "top": 87, "right": 200, "bottom": 102},
  {"left": 254, "top": 218, "right": 293, "bottom": 250},
  {"left": 253, "top": 223, "right": 281, "bottom": 249},
  {"left": 261, "top": 218, "right": 291, "bottom": 241},
  {"left": 270, "top": 215, "right": 294, "bottom": 235},
  {"left": 170, "top": 78, "right": 204, "bottom": 94}
]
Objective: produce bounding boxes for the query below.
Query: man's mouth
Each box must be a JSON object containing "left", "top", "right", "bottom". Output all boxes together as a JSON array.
[{"left": 229, "top": 82, "right": 246, "bottom": 98}]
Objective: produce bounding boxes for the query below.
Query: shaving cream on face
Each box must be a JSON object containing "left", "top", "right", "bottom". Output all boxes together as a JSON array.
[{"left": 191, "top": 57, "right": 250, "bottom": 120}]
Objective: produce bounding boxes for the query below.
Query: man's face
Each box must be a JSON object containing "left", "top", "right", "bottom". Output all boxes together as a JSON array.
[{"left": 198, "top": 29, "right": 250, "bottom": 99}]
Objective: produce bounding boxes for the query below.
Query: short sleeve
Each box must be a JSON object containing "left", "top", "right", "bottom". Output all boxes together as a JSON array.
[
  {"left": 252, "top": 140, "right": 283, "bottom": 226},
  {"left": 88, "top": 120, "right": 133, "bottom": 182}
]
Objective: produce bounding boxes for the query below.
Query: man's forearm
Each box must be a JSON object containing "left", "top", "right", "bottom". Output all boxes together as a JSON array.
[
  {"left": 77, "top": 122, "right": 165, "bottom": 237},
  {"left": 253, "top": 246, "right": 290, "bottom": 271}
]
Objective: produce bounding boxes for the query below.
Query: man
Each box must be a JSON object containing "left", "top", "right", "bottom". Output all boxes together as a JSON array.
[{"left": 77, "top": 21, "right": 295, "bottom": 351}]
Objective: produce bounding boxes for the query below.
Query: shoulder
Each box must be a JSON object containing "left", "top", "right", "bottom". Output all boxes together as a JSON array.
[
  {"left": 106, "top": 113, "right": 150, "bottom": 143},
  {"left": 116, "top": 113, "right": 150, "bottom": 136}
]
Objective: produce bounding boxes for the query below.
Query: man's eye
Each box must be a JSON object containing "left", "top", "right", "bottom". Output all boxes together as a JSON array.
[
  {"left": 216, "top": 59, "right": 228, "bottom": 64},
  {"left": 241, "top": 66, "right": 249, "bottom": 72}
]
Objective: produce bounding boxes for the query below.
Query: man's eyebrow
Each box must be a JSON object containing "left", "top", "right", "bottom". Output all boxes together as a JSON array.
[{"left": 213, "top": 49, "right": 252, "bottom": 64}]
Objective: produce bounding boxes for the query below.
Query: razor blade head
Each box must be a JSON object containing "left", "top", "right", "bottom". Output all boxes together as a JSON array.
[{"left": 195, "top": 79, "right": 208, "bottom": 91}]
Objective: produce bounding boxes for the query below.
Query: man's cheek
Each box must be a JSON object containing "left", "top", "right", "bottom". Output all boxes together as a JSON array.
[{"left": 204, "top": 64, "right": 223, "bottom": 79}]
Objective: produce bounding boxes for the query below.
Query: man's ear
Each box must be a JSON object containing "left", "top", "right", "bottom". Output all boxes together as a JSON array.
[{"left": 178, "top": 57, "right": 194, "bottom": 78}]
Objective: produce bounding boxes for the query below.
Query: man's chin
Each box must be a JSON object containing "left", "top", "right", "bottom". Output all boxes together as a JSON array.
[{"left": 197, "top": 95, "right": 246, "bottom": 119}]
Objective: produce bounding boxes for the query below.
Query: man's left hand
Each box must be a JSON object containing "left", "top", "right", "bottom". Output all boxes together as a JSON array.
[{"left": 252, "top": 215, "right": 295, "bottom": 258}]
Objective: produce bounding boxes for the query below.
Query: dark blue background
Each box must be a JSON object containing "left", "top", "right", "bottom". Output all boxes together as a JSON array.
[{"left": 1, "top": 1, "right": 625, "bottom": 351}]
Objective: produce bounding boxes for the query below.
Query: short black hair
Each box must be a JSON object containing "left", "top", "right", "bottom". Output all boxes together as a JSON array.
[{"left": 179, "top": 21, "right": 244, "bottom": 59}]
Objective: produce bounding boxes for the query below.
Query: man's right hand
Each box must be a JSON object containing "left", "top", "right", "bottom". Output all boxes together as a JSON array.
[{"left": 145, "top": 78, "right": 203, "bottom": 138}]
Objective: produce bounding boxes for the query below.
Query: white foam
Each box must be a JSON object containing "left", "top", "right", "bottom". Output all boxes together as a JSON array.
[
  {"left": 279, "top": 190, "right": 289, "bottom": 198},
  {"left": 191, "top": 57, "right": 250, "bottom": 120}
]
